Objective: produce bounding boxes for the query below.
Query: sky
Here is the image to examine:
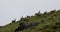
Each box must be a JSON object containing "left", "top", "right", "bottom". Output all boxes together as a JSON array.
[{"left": 0, "top": 0, "right": 60, "bottom": 26}]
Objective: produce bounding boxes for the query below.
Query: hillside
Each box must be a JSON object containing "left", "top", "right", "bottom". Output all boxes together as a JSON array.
[{"left": 0, "top": 10, "right": 60, "bottom": 32}]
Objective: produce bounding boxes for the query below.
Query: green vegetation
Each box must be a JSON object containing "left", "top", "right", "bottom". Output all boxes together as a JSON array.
[{"left": 0, "top": 9, "right": 60, "bottom": 32}]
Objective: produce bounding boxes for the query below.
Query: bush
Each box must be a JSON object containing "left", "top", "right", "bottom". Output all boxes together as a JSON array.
[
  {"left": 12, "top": 19, "right": 16, "bottom": 23},
  {"left": 35, "top": 11, "right": 42, "bottom": 16}
]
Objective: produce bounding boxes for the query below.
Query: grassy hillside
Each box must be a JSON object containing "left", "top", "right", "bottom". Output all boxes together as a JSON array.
[{"left": 0, "top": 10, "right": 60, "bottom": 32}]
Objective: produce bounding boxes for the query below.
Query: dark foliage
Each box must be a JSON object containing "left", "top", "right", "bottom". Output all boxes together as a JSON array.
[
  {"left": 35, "top": 11, "right": 42, "bottom": 16},
  {"left": 50, "top": 10, "right": 56, "bottom": 13},
  {"left": 12, "top": 19, "right": 16, "bottom": 23},
  {"left": 0, "top": 26, "right": 3, "bottom": 28},
  {"left": 51, "top": 22, "right": 60, "bottom": 29}
]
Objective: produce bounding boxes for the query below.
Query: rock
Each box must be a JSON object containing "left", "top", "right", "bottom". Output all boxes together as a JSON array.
[{"left": 14, "top": 21, "right": 40, "bottom": 32}]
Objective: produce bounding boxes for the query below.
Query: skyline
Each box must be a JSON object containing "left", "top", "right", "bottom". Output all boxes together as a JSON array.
[{"left": 0, "top": 0, "right": 60, "bottom": 26}]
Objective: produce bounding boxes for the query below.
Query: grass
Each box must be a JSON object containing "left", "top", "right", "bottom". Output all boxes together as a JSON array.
[{"left": 0, "top": 10, "right": 60, "bottom": 32}]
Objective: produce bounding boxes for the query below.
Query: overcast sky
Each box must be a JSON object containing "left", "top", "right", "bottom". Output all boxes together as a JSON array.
[{"left": 0, "top": 0, "right": 60, "bottom": 26}]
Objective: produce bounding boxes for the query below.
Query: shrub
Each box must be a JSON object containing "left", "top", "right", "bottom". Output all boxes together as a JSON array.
[
  {"left": 35, "top": 11, "right": 42, "bottom": 16},
  {"left": 12, "top": 19, "right": 16, "bottom": 23}
]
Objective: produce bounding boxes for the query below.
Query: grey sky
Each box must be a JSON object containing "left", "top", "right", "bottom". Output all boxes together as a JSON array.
[{"left": 0, "top": 0, "right": 60, "bottom": 26}]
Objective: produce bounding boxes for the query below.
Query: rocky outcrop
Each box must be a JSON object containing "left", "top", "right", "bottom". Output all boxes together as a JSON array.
[{"left": 14, "top": 21, "right": 40, "bottom": 32}]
